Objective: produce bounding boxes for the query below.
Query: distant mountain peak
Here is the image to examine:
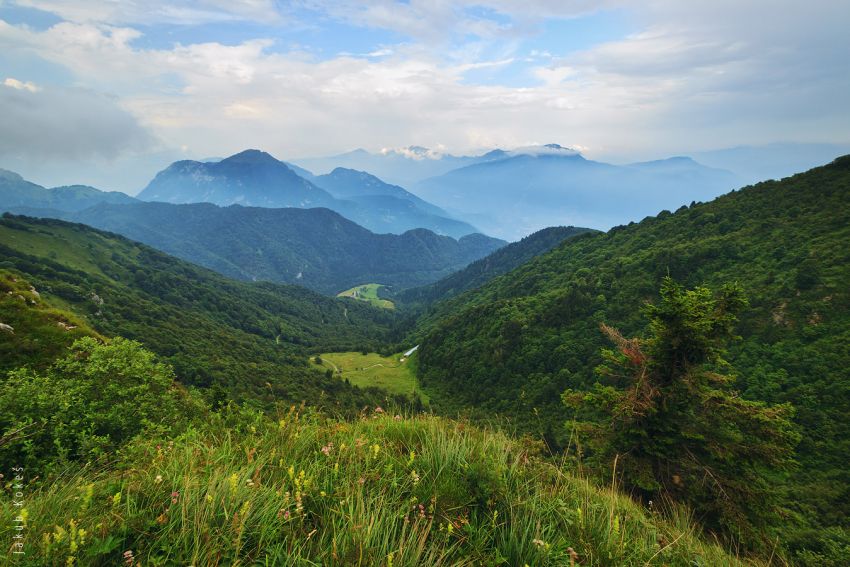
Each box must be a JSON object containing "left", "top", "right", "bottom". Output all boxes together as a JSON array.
[
  {"left": 0, "top": 168, "right": 25, "bottom": 182},
  {"left": 220, "top": 149, "right": 281, "bottom": 166}
]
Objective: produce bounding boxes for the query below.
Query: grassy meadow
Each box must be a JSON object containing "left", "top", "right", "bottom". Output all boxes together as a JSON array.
[
  {"left": 313, "top": 351, "right": 429, "bottom": 403},
  {"left": 337, "top": 284, "right": 395, "bottom": 309}
]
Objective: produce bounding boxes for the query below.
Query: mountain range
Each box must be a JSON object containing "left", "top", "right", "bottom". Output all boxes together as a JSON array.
[
  {"left": 137, "top": 149, "right": 478, "bottom": 238},
  {"left": 414, "top": 145, "right": 740, "bottom": 239},
  {"left": 57, "top": 202, "right": 504, "bottom": 294}
]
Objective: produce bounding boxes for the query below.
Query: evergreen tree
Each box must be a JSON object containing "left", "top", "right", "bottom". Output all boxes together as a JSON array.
[{"left": 564, "top": 277, "right": 800, "bottom": 546}]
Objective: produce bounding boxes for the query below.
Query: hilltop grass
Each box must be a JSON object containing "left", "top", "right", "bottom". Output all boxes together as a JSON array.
[
  {"left": 0, "top": 408, "right": 762, "bottom": 566},
  {"left": 314, "top": 351, "right": 429, "bottom": 403},
  {"left": 338, "top": 284, "right": 395, "bottom": 309}
]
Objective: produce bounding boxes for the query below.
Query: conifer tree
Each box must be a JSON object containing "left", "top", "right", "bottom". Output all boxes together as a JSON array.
[{"left": 564, "top": 277, "right": 800, "bottom": 545}]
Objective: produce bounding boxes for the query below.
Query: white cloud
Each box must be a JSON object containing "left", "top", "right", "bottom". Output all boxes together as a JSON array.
[
  {"left": 3, "top": 77, "right": 41, "bottom": 92},
  {"left": 0, "top": 0, "right": 848, "bottom": 170}
]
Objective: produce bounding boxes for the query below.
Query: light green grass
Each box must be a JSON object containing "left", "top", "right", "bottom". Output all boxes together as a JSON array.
[
  {"left": 0, "top": 408, "right": 763, "bottom": 566},
  {"left": 337, "top": 283, "right": 395, "bottom": 309},
  {"left": 314, "top": 351, "right": 429, "bottom": 403}
]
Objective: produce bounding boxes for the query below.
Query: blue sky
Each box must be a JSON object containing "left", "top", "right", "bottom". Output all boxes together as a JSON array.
[{"left": 1, "top": 0, "right": 849, "bottom": 192}]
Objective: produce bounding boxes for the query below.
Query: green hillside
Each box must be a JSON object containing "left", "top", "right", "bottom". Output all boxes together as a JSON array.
[
  {"left": 0, "top": 270, "right": 100, "bottom": 372},
  {"left": 0, "top": 214, "right": 401, "bottom": 409},
  {"left": 414, "top": 157, "right": 850, "bottom": 560},
  {"left": 0, "top": 405, "right": 757, "bottom": 566},
  {"left": 398, "top": 226, "right": 594, "bottom": 306}
]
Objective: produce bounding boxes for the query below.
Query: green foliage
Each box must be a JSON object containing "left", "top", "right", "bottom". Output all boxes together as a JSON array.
[
  {"left": 415, "top": 156, "right": 850, "bottom": 558},
  {"left": 564, "top": 279, "right": 800, "bottom": 546},
  {"left": 0, "top": 337, "right": 204, "bottom": 476},
  {"left": 0, "top": 409, "right": 758, "bottom": 566},
  {"left": 400, "top": 226, "right": 594, "bottom": 307},
  {"left": 0, "top": 215, "right": 401, "bottom": 408},
  {"left": 56, "top": 202, "right": 505, "bottom": 294}
]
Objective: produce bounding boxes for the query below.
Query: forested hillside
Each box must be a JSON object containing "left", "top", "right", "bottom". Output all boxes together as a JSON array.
[
  {"left": 0, "top": 215, "right": 401, "bottom": 408},
  {"left": 26, "top": 202, "right": 505, "bottom": 294},
  {"left": 399, "top": 226, "right": 594, "bottom": 306},
  {"left": 414, "top": 156, "right": 850, "bottom": 561}
]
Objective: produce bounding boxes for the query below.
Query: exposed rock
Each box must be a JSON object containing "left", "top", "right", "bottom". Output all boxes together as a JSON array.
[{"left": 0, "top": 323, "right": 13, "bottom": 334}]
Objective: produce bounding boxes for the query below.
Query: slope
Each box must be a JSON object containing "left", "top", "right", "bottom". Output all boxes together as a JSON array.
[
  {"left": 0, "top": 409, "right": 758, "bottom": 566},
  {"left": 0, "top": 214, "right": 401, "bottom": 407},
  {"left": 56, "top": 202, "right": 504, "bottom": 294},
  {"left": 399, "top": 226, "right": 595, "bottom": 306},
  {"left": 414, "top": 156, "right": 850, "bottom": 553}
]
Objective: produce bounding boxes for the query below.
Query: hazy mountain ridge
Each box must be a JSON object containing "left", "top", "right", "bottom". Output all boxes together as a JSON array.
[
  {"left": 136, "top": 149, "right": 481, "bottom": 238},
  {"left": 415, "top": 150, "right": 741, "bottom": 239},
  {"left": 53, "top": 201, "right": 505, "bottom": 294},
  {"left": 0, "top": 168, "right": 138, "bottom": 212}
]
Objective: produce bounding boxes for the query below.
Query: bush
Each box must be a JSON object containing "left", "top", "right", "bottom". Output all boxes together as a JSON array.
[{"left": 0, "top": 337, "right": 206, "bottom": 476}]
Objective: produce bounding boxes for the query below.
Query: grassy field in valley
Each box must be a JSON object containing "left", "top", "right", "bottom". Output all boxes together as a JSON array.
[
  {"left": 337, "top": 283, "right": 394, "bottom": 309},
  {"left": 314, "top": 350, "right": 428, "bottom": 403}
]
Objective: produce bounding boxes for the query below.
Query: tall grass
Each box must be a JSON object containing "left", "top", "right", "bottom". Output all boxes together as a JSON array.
[{"left": 2, "top": 406, "right": 765, "bottom": 566}]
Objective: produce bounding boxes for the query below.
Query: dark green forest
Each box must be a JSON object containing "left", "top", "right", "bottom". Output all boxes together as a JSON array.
[
  {"left": 0, "top": 215, "right": 406, "bottom": 409},
  {"left": 413, "top": 156, "right": 850, "bottom": 562}
]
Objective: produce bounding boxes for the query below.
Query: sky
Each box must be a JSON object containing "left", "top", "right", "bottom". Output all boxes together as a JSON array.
[{"left": 1, "top": 0, "right": 849, "bottom": 193}]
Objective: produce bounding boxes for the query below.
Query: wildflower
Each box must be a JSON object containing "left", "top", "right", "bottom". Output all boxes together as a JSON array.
[
  {"left": 410, "top": 470, "right": 420, "bottom": 486},
  {"left": 112, "top": 492, "right": 121, "bottom": 507},
  {"left": 171, "top": 491, "right": 180, "bottom": 505},
  {"left": 154, "top": 474, "right": 163, "bottom": 484},
  {"left": 407, "top": 450, "right": 416, "bottom": 467},
  {"left": 320, "top": 490, "right": 327, "bottom": 497},
  {"left": 387, "top": 552, "right": 394, "bottom": 567},
  {"left": 321, "top": 442, "right": 334, "bottom": 456},
  {"left": 246, "top": 479, "right": 255, "bottom": 488},
  {"left": 123, "top": 549, "right": 135, "bottom": 566},
  {"left": 394, "top": 415, "right": 402, "bottom": 420},
  {"left": 288, "top": 465, "right": 295, "bottom": 480},
  {"left": 371, "top": 443, "right": 381, "bottom": 458},
  {"left": 374, "top": 406, "right": 384, "bottom": 414},
  {"left": 206, "top": 494, "right": 214, "bottom": 503},
  {"left": 229, "top": 473, "right": 239, "bottom": 492},
  {"left": 358, "top": 477, "right": 365, "bottom": 485}
]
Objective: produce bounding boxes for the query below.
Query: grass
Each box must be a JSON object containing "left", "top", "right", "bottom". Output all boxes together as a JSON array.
[
  {"left": 0, "top": 407, "right": 764, "bottom": 566},
  {"left": 313, "top": 351, "right": 429, "bottom": 404},
  {"left": 337, "top": 284, "right": 395, "bottom": 309}
]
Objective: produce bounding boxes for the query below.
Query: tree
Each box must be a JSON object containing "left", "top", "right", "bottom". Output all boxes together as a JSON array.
[{"left": 563, "top": 277, "right": 800, "bottom": 546}]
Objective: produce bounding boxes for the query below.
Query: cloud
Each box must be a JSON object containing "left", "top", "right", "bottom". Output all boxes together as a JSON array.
[
  {"left": 0, "top": 0, "right": 848, "bottom": 168},
  {"left": 0, "top": 81, "right": 154, "bottom": 160},
  {"left": 3, "top": 77, "right": 41, "bottom": 92},
  {"left": 10, "top": 0, "right": 281, "bottom": 25}
]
